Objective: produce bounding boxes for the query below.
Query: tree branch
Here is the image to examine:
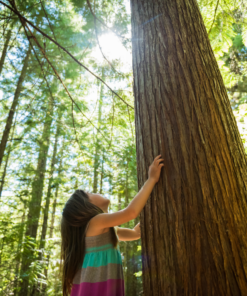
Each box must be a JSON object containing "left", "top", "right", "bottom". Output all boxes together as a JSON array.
[
  {"left": 22, "top": 22, "right": 111, "bottom": 144},
  {"left": 0, "top": 0, "right": 134, "bottom": 109},
  {"left": 94, "top": 16, "right": 122, "bottom": 75},
  {"left": 8, "top": 0, "right": 112, "bottom": 146},
  {"left": 86, "top": 0, "right": 130, "bottom": 42},
  {"left": 208, "top": 0, "right": 220, "bottom": 36}
]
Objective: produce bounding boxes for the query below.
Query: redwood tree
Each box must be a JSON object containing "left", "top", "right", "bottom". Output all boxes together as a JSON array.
[{"left": 130, "top": 0, "right": 247, "bottom": 295}]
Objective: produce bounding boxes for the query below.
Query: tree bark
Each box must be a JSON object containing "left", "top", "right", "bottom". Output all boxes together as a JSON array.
[
  {"left": 130, "top": 0, "right": 247, "bottom": 295},
  {"left": 19, "top": 96, "right": 54, "bottom": 296},
  {"left": 0, "top": 44, "right": 31, "bottom": 168}
]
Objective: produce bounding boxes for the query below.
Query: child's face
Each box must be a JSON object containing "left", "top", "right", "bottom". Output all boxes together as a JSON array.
[{"left": 87, "top": 192, "right": 110, "bottom": 213}]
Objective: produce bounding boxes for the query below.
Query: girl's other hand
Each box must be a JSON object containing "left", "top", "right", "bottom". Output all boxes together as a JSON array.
[
  {"left": 148, "top": 155, "right": 164, "bottom": 183},
  {"left": 133, "top": 222, "right": 141, "bottom": 238}
]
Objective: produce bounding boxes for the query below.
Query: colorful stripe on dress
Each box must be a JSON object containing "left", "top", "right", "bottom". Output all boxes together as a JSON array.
[{"left": 71, "top": 230, "right": 124, "bottom": 296}]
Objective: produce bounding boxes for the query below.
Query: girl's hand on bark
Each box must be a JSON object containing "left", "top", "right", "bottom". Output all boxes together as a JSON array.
[{"left": 148, "top": 155, "right": 164, "bottom": 183}]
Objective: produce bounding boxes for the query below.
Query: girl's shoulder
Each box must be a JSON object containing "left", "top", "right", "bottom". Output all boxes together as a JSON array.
[{"left": 85, "top": 219, "right": 110, "bottom": 237}]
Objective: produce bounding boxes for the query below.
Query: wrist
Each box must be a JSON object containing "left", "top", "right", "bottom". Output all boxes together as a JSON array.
[
  {"left": 147, "top": 177, "right": 157, "bottom": 185},
  {"left": 132, "top": 228, "right": 141, "bottom": 239}
]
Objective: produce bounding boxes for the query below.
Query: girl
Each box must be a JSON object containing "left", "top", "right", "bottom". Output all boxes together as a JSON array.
[{"left": 60, "top": 155, "right": 164, "bottom": 296}]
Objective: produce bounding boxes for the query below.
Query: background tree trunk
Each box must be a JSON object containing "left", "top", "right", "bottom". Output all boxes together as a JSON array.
[
  {"left": 0, "top": 44, "right": 31, "bottom": 168},
  {"left": 130, "top": 0, "right": 247, "bottom": 295},
  {"left": 129, "top": 217, "right": 139, "bottom": 296},
  {"left": 0, "top": 146, "right": 10, "bottom": 197},
  {"left": 0, "top": 109, "right": 18, "bottom": 197},
  {"left": 99, "top": 149, "right": 104, "bottom": 194},
  {"left": 0, "top": 28, "right": 12, "bottom": 76},
  {"left": 43, "top": 138, "right": 65, "bottom": 291},
  {"left": 93, "top": 69, "right": 104, "bottom": 193},
  {"left": 19, "top": 96, "right": 54, "bottom": 296},
  {"left": 32, "top": 120, "right": 61, "bottom": 295},
  {"left": 39, "top": 121, "right": 60, "bottom": 255},
  {"left": 13, "top": 201, "right": 27, "bottom": 296},
  {"left": 125, "top": 162, "right": 131, "bottom": 294}
]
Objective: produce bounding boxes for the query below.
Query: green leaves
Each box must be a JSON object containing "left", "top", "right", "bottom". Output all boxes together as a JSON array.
[{"left": 134, "top": 271, "right": 142, "bottom": 277}]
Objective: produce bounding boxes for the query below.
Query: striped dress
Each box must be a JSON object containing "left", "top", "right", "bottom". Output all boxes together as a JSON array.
[{"left": 70, "top": 225, "right": 125, "bottom": 296}]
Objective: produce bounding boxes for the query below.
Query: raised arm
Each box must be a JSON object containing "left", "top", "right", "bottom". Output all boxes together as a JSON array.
[
  {"left": 116, "top": 222, "right": 141, "bottom": 241},
  {"left": 90, "top": 155, "right": 164, "bottom": 230}
]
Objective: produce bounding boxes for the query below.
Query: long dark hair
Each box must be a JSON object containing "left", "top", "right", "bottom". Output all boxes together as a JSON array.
[{"left": 60, "top": 189, "right": 119, "bottom": 296}]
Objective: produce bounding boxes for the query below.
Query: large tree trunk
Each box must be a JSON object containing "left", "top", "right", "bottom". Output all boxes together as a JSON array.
[
  {"left": 130, "top": 0, "right": 247, "bottom": 295},
  {"left": 0, "top": 44, "right": 31, "bottom": 168},
  {"left": 19, "top": 97, "right": 54, "bottom": 296}
]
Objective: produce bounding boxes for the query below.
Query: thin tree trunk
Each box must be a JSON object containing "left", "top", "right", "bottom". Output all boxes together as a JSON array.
[
  {"left": 124, "top": 162, "right": 132, "bottom": 295},
  {"left": 0, "top": 29, "right": 12, "bottom": 75},
  {"left": 13, "top": 201, "right": 27, "bottom": 296},
  {"left": 19, "top": 96, "right": 54, "bottom": 296},
  {"left": 32, "top": 121, "right": 61, "bottom": 295},
  {"left": 93, "top": 69, "right": 104, "bottom": 192},
  {"left": 42, "top": 138, "right": 65, "bottom": 293},
  {"left": 118, "top": 186, "right": 126, "bottom": 283},
  {"left": 0, "top": 222, "right": 8, "bottom": 267},
  {"left": 39, "top": 122, "right": 60, "bottom": 254},
  {"left": 129, "top": 217, "right": 139, "bottom": 296},
  {"left": 131, "top": 0, "right": 247, "bottom": 295},
  {"left": 132, "top": 220, "right": 139, "bottom": 296},
  {"left": 123, "top": 216, "right": 138, "bottom": 296},
  {"left": 123, "top": 241, "right": 127, "bottom": 288},
  {"left": 0, "top": 44, "right": 31, "bottom": 168},
  {"left": 107, "top": 164, "right": 112, "bottom": 213},
  {"left": 0, "top": 144, "right": 10, "bottom": 197},
  {"left": 0, "top": 111, "right": 18, "bottom": 197},
  {"left": 99, "top": 149, "right": 104, "bottom": 194},
  {"left": 125, "top": 241, "right": 131, "bottom": 294},
  {"left": 44, "top": 180, "right": 60, "bottom": 281}
]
